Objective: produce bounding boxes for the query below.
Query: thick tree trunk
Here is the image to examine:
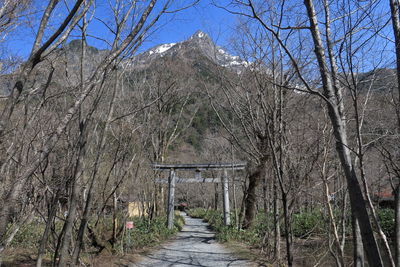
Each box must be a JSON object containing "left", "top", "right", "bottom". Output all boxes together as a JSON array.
[
  {"left": 243, "top": 162, "right": 265, "bottom": 229},
  {"left": 242, "top": 173, "right": 258, "bottom": 228}
]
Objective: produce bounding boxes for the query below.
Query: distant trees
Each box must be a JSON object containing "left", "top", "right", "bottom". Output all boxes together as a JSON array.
[{"left": 127, "top": 58, "right": 199, "bottom": 217}]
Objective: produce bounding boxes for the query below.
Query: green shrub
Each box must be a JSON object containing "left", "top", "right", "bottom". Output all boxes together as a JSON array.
[
  {"left": 377, "top": 208, "right": 395, "bottom": 238},
  {"left": 9, "top": 221, "right": 45, "bottom": 248},
  {"left": 253, "top": 212, "right": 274, "bottom": 236},
  {"left": 174, "top": 212, "right": 185, "bottom": 231},
  {"left": 187, "top": 208, "right": 208, "bottom": 218},
  {"left": 187, "top": 208, "right": 264, "bottom": 245},
  {"left": 123, "top": 215, "right": 184, "bottom": 251},
  {"left": 292, "top": 211, "right": 325, "bottom": 238}
]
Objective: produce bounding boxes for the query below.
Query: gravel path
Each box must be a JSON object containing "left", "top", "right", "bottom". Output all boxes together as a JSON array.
[{"left": 131, "top": 213, "right": 256, "bottom": 267}]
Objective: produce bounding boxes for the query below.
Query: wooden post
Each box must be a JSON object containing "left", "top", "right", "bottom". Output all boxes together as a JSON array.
[
  {"left": 222, "top": 168, "right": 231, "bottom": 226},
  {"left": 167, "top": 169, "right": 175, "bottom": 229}
]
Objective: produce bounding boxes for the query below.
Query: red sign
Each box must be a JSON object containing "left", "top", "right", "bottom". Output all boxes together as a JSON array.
[{"left": 126, "top": 221, "right": 134, "bottom": 229}]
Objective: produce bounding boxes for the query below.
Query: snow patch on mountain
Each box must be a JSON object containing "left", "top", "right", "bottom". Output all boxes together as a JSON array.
[
  {"left": 191, "top": 30, "right": 206, "bottom": 40},
  {"left": 224, "top": 60, "right": 250, "bottom": 67},
  {"left": 216, "top": 48, "right": 250, "bottom": 68},
  {"left": 148, "top": 43, "right": 176, "bottom": 55}
]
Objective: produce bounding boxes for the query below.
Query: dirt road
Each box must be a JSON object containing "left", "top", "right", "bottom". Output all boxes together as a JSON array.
[{"left": 131, "top": 213, "right": 256, "bottom": 267}]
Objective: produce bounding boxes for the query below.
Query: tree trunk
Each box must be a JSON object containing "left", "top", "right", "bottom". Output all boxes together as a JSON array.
[
  {"left": 55, "top": 177, "right": 79, "bottom": 267},
  {"left": 395, "top": 185, "right": 400, "bottom": 267},
  {"left": 233, "top": 182, "right": 239, "bottom": 229},
  {"left": 389, "top": 0, "right": 400, "bottom": 129},
  {"left": 389, "top": 1, "right": 400, "bottom": 266},
  {"left": 282, "top": 192, "right": 293, "bottom": 267},
  {"left": 243, "top": 162, "right": 265, "bottom": 229},
  {"left": 238, "top": 187, "right": 247, "bottom": 229},
  {"left": 352, "top": 214, "right": 364, "bottom": 267},
  {"left": 55, "top": 120, "right": 87, "bottom": 267},
  {"left": 273, "top": 175, "right": 281, "bottom": 261},
  {"left": 303, "top": 1, "right": 383, "bottom": 265},
  {"left": 112, "top": 191, "right": 118, "bottom": 243},
  {"left": 263, "top": 174, "right": 268, "bottom": 213},
  {"left": 0, "top": 187, "right": 22, "bottom": 252},
  {"left": 36, "top": 194, "right": 59, "bottom": 267}
]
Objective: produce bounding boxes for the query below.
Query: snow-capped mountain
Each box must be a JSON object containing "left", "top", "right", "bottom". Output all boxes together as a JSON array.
[{"left": 134, "top": 30, "right": 249, "bottom": 70}]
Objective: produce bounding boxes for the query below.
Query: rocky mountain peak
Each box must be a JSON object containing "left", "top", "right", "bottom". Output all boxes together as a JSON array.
[
  {"left": 188, "top": 30, "right": 212, "bottom": 43},
  {"left": 63, "top": 39, "right": 103, "bottom": 56},
  {"left": 132, "top": 30, "right": 249, "bottom": 71},
  {"left": 185, "top": 30, "right": 215, "bottom": 56}
]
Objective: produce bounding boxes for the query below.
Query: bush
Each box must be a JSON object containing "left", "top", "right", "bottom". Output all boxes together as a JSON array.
[
  {"left": 187, "top": 208, "right": 264, "bottom": 245},
  {"left": 10, "top": 221, "right": 45, "bottom": 249},
  {"left": 187, "top": 208, "right": 208, "bottom": 218},
  {"left": 123, "top": 214, "right": 184, "bottom": 251},
  {"left": 174, "top": 212, "right": 185, "bottom": 231},
  {"left": 292, "top": 211, "right": 325, "bottom": 238},
  {"left": 377, "top": 208, "right": 395, "bottom": 238}
]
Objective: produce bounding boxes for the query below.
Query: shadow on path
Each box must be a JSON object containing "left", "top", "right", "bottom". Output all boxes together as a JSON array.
[{"left": 131, "top": 213, "right": 256, "bottom": 267}]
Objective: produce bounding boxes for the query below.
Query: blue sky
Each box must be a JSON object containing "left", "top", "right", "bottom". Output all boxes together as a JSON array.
[
  {"left": 139, "top": 1, "right": 237, "bottom": 51},
  {"left": 5, "top": 0, "right": 237, "bottom": 59}
]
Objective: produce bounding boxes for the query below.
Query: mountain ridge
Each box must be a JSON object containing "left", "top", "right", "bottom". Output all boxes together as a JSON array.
[
  {"left": 0, "top": 30, "right": 397, "bottom": 96},
  {"left": 133, "top": 30, "right": 249, "bottom": 70}
]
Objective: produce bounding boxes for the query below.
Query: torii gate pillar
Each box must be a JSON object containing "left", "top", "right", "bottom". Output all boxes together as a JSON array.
[
  {"left": 167, "top": 169, "right": 176, "bottom": 229},
  {"left": 222, "top": 169, "right": 230, "bottom": 226}
]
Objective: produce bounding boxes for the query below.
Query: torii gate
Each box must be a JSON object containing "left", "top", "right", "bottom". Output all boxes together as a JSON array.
[{"left": 153, "top": 162, "right": 246, "bottom": 229}]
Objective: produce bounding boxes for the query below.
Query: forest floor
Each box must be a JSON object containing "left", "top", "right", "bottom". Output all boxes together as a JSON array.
[{"left": 129, "top": 212, "right": 258, "bottom": 267}]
